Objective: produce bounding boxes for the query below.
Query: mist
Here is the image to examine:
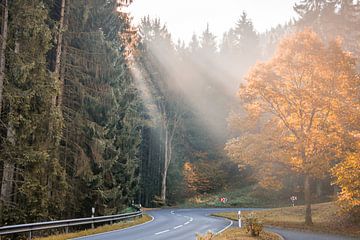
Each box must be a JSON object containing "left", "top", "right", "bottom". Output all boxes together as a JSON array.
[{"left": 133, "top": 14, "right": 279, "bottom": 145}]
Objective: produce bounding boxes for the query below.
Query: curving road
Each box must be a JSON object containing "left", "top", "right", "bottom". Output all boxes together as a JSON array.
[
  {"left": 73, "top": 208, "right": 235, "bottom": 240},
  {"left": 74, "top": 208, "right": 358, "bottom": 240}
]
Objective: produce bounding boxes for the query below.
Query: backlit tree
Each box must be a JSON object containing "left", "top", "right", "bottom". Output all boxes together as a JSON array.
[{"left": 226, "top": 29, "right": 359, "bottom": 225}]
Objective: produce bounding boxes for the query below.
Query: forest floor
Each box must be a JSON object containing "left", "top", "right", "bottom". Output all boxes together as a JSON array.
[
  {"left": 179, "top": 187, "right": 270, "bottom": 208},
  {"left": 196, "top": 228, "right": 281, "bottom": 240},
  {"left": 212, "top": 202, "right": 360, "bottom": 237},
  {"left": 33, "top": 214, "right": 152, "bottom": 240}
]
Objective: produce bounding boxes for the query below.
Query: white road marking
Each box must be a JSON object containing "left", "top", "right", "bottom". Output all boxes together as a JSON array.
[
  {"left": 173, "top": 225, "right": 183, "bottom": 229},
  {"left": 184, "top": 221, "right": 190, "bottom": 225},
  {"left": 216, "top": 220, "right": 233, "bottom": 235},
  {"left": 170, "top": 211, "right": 175, "bottom": 214},
  {"left": 155, "top": 229, "right": 170, "bottom": 235},
  {"left": 189, "top": 217, "right": 193, "bottom": 222}
]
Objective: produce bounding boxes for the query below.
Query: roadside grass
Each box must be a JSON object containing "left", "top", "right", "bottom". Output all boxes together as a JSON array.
[
  {"left": 196, "top": 228, "right": 281, "bottom": 240},
  {"left": 212, "top": 202, "right": 360, "bottom": 237},
  {"left": 33, "top": 214, "right": 152, "bottom": 240}
]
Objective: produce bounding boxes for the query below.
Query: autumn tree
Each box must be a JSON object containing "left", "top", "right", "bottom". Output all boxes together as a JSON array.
[
  {"left": 330, "top": 49, "right": 360, "bottom": 222},
  {"left": 226, "top": 29, "right": 359, "bottom": 225},
  {"left": 183, "top": 160, "right": 225, "bottom": 195},
  {"left": 332, "top": 148, "right": 360, "bottom": 222}
]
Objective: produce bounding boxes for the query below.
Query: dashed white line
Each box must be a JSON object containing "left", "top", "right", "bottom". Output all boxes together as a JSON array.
[
  {"left": 173, "top": 225, "right": 183, "bottom": 229},
  {"left": 170, "top": 211, "right": 175, "bottom": 214},
  {"left": 155, "top": 229, "right": 170, "bottom": 235}
]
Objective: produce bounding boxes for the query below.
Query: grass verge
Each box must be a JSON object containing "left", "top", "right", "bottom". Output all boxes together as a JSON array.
[
  {"left": 197, "top": 228, "right": 281, "bottom": 240},
  {"left": 34, "top": 214, "right": 152, "bottom": 240},
  {"left": 212, "top": 202, "right": 360, "bottom": 237},
  {"left": 179, "top": 187, "right": 265, "bottom": 208}
]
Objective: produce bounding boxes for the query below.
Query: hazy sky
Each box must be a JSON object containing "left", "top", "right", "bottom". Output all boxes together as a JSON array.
[{"left": 129, "top": 0, "right": 299, "bottom": 43}]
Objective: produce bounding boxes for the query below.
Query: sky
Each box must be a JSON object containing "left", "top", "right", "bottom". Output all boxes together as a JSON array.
[{"left": 128, "top": 0, "right": 299, "bottom": 43}]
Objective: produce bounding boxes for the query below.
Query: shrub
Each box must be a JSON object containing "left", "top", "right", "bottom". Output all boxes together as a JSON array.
[
  {"left": 196, "top": 231, "right": 214, "bottom": 240},
  {"left": 244, "top": 212, "right": 263, "bottom": 236}
]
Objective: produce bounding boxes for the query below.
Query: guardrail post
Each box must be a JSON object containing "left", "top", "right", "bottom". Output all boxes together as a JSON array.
[
  {"left": 65, "top": 226, "right": 69, "bottom": 234},
  {"left": 28, "top": 230, "right": 32, "bottom": 240}
]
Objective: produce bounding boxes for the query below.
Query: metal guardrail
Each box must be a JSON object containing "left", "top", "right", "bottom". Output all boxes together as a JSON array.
[{"left": 0, "top": 209, "right": 142, "bottom": 239}]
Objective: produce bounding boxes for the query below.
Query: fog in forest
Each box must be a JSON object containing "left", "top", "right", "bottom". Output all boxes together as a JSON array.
[{"left": 133, "top": 14, "right": 276, "bottom": 144}]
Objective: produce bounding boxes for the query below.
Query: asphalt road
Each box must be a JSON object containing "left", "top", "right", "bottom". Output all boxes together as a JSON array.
[
  {"left": 268, "top": 227, "right": 358, "bottom": 240},
  {"left": 74, "top": 208, "right": 358, "bottom": 240},
  {"left": 73, "top": 208, "right": 236, "bottom": 240}
]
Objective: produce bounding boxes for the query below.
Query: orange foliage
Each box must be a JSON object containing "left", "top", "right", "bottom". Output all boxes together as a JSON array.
[
  {"left": 183, "top": 160, "right": 225, "bottom": 195},
  {"left": 226, "top": 29, "right": 359, "bottom": 222}
]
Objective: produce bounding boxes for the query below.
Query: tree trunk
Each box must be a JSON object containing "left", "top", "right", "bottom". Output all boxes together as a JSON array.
[
  {"left": 54, "top": 0, "right": 66, "bottom": 76},
  {"left": 160, "top": 115, "right": 178, "bottom": 203},
  {"left": 0, "top": 0, "right": 8, "bottom": 115},
  {"left": 316, "top": 180, "right": 322, "bottom": 199},
  {"left": 0, "top": 117, "right": 16, "bottom": 207},
  {"left": 54, "top": 0, "right": 66, "bottom": 109},
  {"left": 0, "top": 3, "right": 9, "bottom": 221},
  {"left": 160, "top": 125, "right": 168, "bottom": 202},
  {"left": 304, "top": 174, "right": 313, "bottom": 225}
]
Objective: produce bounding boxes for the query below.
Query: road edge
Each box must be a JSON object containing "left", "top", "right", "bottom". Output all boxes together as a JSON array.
[
  {"left": 215, "top": 220, "right": 233, "bottom": 235},
  {"left": 271, "top": 231, "right": 285, "bottom": 240},
  {"left": 72, "top": 214, "right": 155, "bottom": 240}
]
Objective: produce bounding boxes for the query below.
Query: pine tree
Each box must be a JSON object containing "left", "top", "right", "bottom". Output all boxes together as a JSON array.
[
  {"left": 200, "top": 24, "right": 217, "bottom": 56},
  {"left": 0, "top": 0, "right": 66, "bottom": 223},
  {"left": 294, "top": 0, "right": 360, "bottom": 56},
  {"left": 58, "top": 0, "right": 143, "bottom": 217}
]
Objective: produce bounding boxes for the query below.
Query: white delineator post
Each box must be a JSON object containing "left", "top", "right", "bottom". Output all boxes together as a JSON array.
[
  {"left": 238, "top": 210, "right": 242, "bottom": 228},
  {"left": 91, "top": 207, "right": 95, "bottom": 229}
]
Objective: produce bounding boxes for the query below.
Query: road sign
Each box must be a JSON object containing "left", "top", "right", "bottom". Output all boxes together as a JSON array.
[
  {"left": 220, "top": 197, "right": 228, "bottom": 203},
  {"left": 290, "top": 196, "right": 297, "bottom": 207}
]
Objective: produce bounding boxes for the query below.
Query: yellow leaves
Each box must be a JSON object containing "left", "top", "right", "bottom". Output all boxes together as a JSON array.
[
  {"left": 226, "top": 29, "right": 359, "bottom": 196},
  {"left": 183, "top": 160, "right": 226, "bottom": 194},
  {"left": 183, "top": 161, "right": 193, "bottom": 171},
  {"left": 290, "top": 156, "right": 303, "bottom": 172},
  {"left": 332, "top": 152, "right": 360, "bottom": 219},
  {"left": 259, "top": 175, "right": 283, "bottom": 191}
]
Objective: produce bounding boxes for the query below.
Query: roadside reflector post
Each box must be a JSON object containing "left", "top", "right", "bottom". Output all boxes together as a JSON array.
[
  {"left": 238, "top": 210, "right": 242, "bottom": 228},
  {"left": 91, "top": 207, "right": 95, "bottom": 229}
]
